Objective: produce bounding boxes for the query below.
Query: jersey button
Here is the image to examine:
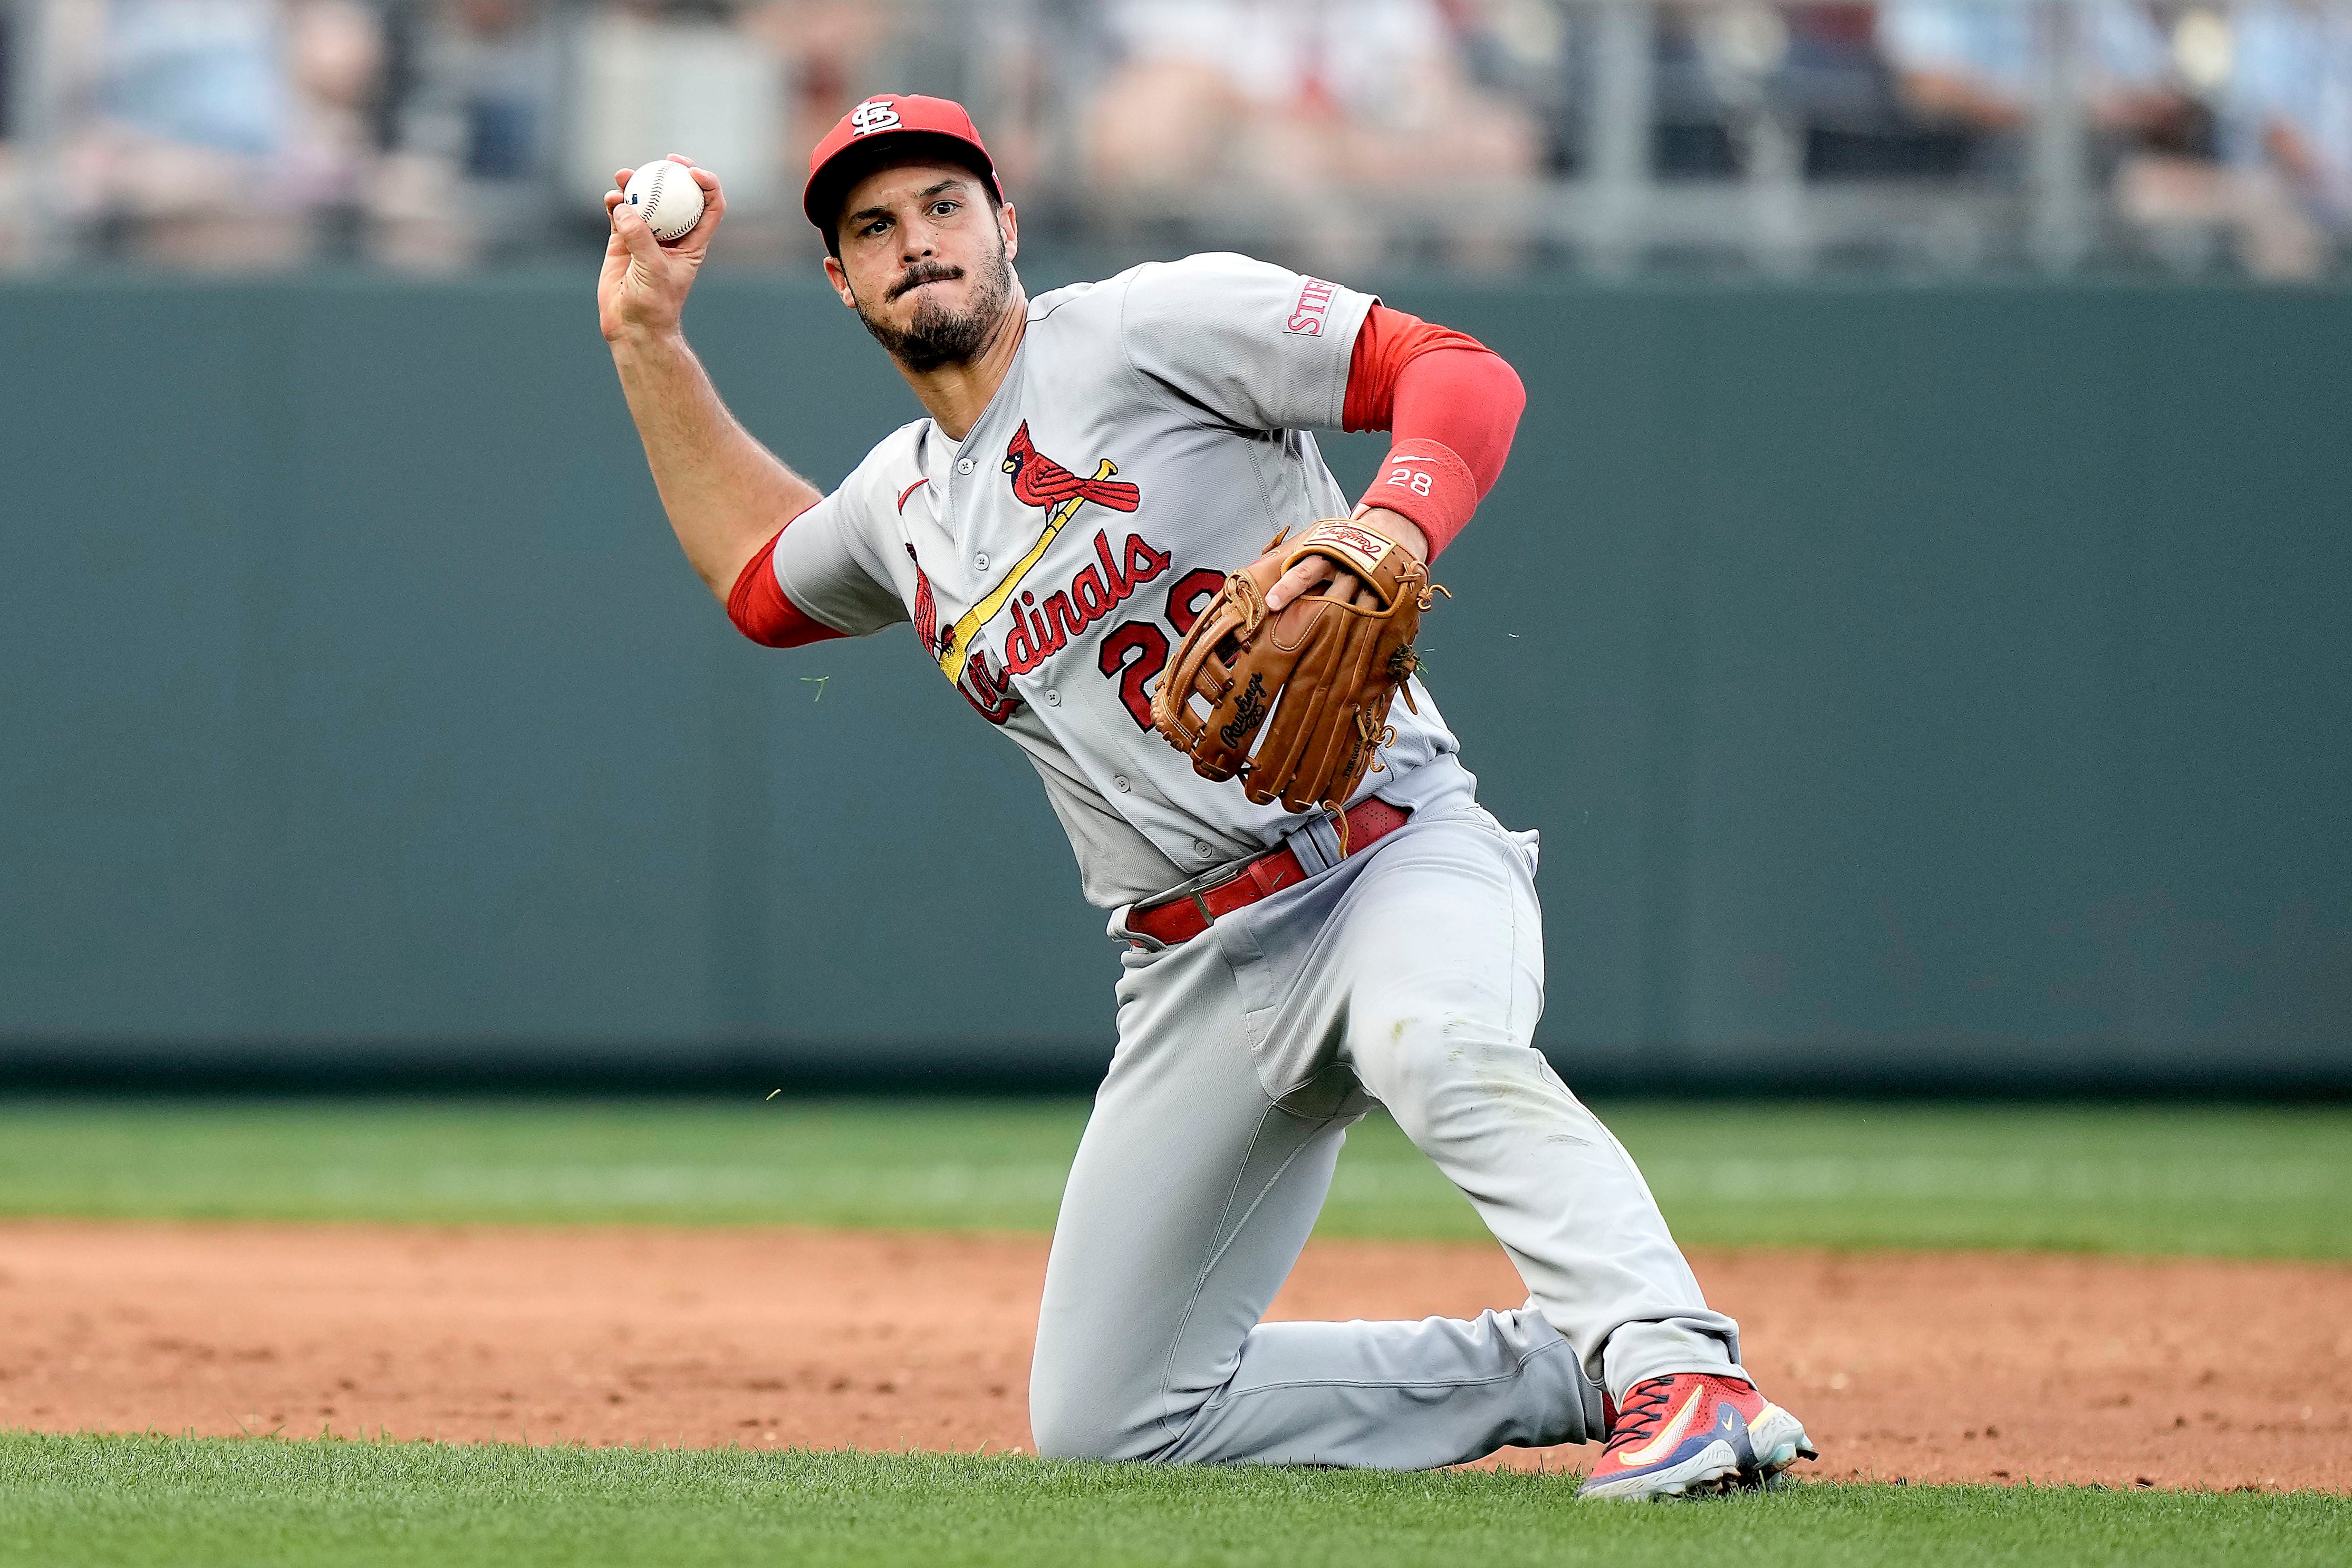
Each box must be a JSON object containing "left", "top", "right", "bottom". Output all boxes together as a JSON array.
[
  {"left": 1042, "top": 690, "right": 1061, "bottom": 707},
  {"left": 1194, "top": 840, "right": 1214, "bottom": 857},
  {"left": 955, "top": 457, "right": 975, "bottom": 475},
  {"left": 1112, "top": 775, "right": 1132, "bottom": 793},
  {"left": 973, "top": 552, "right": 990, "bottom": 571}
]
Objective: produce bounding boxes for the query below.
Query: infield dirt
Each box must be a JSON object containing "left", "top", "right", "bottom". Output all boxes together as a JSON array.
[{"left": 2, "top": 1222, "right": 2344, "bottom": 1492}]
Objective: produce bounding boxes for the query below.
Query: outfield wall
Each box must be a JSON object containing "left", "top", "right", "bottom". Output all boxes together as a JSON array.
[{"left": 3, "top": 275, "right": 2348, "bottom": 1092}]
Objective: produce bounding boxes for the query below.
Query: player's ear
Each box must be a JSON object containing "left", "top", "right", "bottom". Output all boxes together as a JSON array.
[
  {"left": 999, "top": 200, "right": 1018, "bottom": 262},
  {"left": 823, "top": 254, "right": 856, "bottom": 309}
]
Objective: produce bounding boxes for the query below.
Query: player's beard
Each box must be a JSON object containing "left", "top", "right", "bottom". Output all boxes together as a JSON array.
[{"left": 854, "top": 237, "right": 1016, "bottom": 373}]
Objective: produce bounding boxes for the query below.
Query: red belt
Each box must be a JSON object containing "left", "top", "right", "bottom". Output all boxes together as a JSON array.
[{"left": 1124, "top": 798, "right": 1412, "bottom": 949}]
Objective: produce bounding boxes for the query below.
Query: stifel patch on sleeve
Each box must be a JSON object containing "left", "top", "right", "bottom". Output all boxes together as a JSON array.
[{"left": 1285, "top": 277, "right": 1336, "bottom": 336}]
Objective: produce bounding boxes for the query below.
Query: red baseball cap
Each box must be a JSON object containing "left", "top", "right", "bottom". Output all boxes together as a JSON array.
[{"left": 803, "top": 94, "right": 1005, "bottom": 234}]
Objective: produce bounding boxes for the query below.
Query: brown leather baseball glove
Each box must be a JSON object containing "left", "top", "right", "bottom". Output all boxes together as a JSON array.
[{"left": 1151, "top": 518, "right": 1441, "bottom": 822}]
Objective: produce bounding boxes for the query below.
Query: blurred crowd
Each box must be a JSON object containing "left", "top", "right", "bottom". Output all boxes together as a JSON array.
[{"left": 0, "top": 0, "right": 2346, "bottom": 278}]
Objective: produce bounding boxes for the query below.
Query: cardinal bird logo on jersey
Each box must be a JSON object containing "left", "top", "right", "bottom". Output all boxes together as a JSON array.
[
  {"left": 1001, "top": 422, "right": 1141, "bottom": 514},
  {"left": 930, "top": 423, "right": 1148, "bottom": 690}
]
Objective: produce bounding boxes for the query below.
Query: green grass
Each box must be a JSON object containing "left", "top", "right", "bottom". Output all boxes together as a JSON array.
[
  {"left": 1, "top": 1433, "right": 2344, "bottom": 1568},
  {"left": 1, "top": 1099, "right": 2348, "bottom": 1257}
]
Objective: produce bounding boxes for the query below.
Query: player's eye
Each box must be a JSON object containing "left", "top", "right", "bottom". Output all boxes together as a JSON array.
[{"left": 931, "top": 201, "right": 958, "bottom": 217}]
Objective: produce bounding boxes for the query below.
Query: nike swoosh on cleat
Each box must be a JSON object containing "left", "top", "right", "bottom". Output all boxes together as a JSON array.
[{"left": 1614, "top": 1387, "right": 1709, "bottom": 1467}]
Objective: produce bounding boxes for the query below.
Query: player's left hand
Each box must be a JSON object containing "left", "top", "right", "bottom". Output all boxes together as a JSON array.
[{"left": 1262, "top": 508, "right": 1429, "bottom": 613}]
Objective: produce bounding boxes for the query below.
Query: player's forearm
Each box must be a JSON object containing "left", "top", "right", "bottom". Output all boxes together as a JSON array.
[
  {"left": 609, "top": 327, "right": 822, "bottom": 599},
  {"left": 1341, "top": 306, "right": 1525, "bottom": 557}
]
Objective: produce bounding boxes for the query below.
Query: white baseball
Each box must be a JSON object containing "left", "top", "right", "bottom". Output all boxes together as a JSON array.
[{"left": 623, "top": 160, "right": 706, "bottom": 244}]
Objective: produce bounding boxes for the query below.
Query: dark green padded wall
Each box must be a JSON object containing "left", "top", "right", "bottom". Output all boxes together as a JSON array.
[{"left": 2, "top": 275, "right": 2346, "bottom": 1083}]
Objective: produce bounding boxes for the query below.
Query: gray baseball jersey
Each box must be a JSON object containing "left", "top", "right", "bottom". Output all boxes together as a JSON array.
[
  {"left": 764, "top": 251, "right": 1461, "bottom": 908},
  {"left": 753, "top": 250, "right": 1761, "bottom": 1469}
]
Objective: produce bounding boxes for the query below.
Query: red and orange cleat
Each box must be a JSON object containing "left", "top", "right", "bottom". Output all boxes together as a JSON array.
[{"left": 1575, "top": 1372, "right": 1817, "bottom": 1501}]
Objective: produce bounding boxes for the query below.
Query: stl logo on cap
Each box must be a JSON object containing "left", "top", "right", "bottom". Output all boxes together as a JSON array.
[{"left": 849, "top": 99, "right": 902, "bottom": 137}]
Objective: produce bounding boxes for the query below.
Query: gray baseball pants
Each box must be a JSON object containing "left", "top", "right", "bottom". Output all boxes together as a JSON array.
[{"left": 1029, "top": 779, "right": 1746, "bottom": 1468}]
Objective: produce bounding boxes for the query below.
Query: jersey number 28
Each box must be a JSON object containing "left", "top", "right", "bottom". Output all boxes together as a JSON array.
[{"left": 1097, "top": 568, "right": 1225, "bottom": 730}]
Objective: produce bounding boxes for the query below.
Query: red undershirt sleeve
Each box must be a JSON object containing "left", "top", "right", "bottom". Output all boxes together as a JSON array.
[
  {"left": 727, "top": 510, "right": 845, "bottom": 648},
  {"left": 1341, "top": 304, "right": 1526, "bottom": 558}
]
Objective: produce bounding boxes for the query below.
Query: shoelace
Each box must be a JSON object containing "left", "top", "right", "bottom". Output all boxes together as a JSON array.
[{"left": 1604, "top": 1380, "right": 1679, "bottom": 1450}]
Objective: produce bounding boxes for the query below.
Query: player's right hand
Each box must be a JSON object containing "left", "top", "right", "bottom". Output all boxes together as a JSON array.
[{"left": 598, "top": 154, "right": 725, "bottom": 344}]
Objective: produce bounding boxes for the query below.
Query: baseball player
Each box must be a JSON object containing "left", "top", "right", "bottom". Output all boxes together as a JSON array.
[{"left": 598, "top": 96, "right": 1814, "bottom": 1500}]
